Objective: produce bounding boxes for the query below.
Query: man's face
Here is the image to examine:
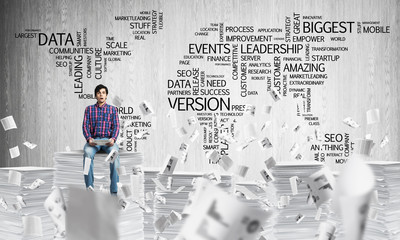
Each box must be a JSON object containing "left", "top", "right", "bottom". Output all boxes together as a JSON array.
[{"left": 96, "top": 88, "right": 107, "bottom": 104}]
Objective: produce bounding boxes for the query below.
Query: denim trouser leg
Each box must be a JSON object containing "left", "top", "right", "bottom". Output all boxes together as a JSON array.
[
  {"left": 83, "top": 143, "right": 100, "bottom": 189},
  {"left": 102, "top": 143, "right": 120, "bottom": 194}
]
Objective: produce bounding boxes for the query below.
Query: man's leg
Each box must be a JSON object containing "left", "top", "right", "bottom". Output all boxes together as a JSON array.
[
  {"left": 103, "top": 144, "right": 120, "bottom": 195},
  {"left": 83, "top": 142, "right": 100, "bottom": 189}
]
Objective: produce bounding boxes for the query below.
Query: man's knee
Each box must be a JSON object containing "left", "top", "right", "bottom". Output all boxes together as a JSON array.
[{"left": 84, "top": 145, "right": 97, "bottom": 158}]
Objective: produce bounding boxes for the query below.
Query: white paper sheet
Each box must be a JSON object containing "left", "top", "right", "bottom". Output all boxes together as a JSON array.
[{"left": 1, "top": 115, "right": 17, "bottom": 131}]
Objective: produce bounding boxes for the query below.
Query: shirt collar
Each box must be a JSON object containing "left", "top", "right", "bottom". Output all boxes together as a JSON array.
[{"left": 95, "top": 102, "right": 107, "bottom": 108}]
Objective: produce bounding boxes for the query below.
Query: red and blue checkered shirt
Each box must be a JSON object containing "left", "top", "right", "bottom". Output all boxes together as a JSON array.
[{"left": 82, "top": 102, "right": 120, "bottom": 141}]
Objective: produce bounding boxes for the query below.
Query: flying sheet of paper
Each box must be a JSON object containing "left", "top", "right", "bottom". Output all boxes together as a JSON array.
[
  {"left": 22, "top": 216, "right": 43, "bottom": 237},
  {"left": 353, "top": 139, "right": 374, "bottom": 156},
  {"left": 305, "top": 167, "right": 335, "bottom": 208},
  {"left": 189, "top": 129, "right": 200, "bottom": 142},
  {"left": 206, "top": 150, "right": 221, "bottom": 164},
  {"left": 259, "top": 137, "right": 273, "bottom": 149},
  {"left": 290, "top": 176, "right": 299, "bottom": 195},
  {"left": 219, "top": 132, "right": 237, "bottom": 144},
  {"left": 264, "top": 157, "right": 276, "bottom": 169},
  {"left": 23, "top": 141, "right": 37, "bottom": 149},
  {"left": 1, "top": 115, "right": 17, "bottom": 131},
  {"left": 244, "top": 104, "right": 256, "bottom": 116},
  {"left": 105, "top": 149, "right": 118, "bottom": 163},
  {"left": 176, "top": 126, "right": 188, "bottom": 137},
  {"left": 145, "top": 191, "right": 154, "bottom": 201},
  {"left": 278, "top": 196, "right": 291, "bottom": 208},
  {"left": 155, "top": 195, "right": 166, "bottom": 205},
  {"left": 120, "top": 184, "right": 132, "bottom": 199},
  {"left": 203, "top": 171, "right": 222, "bottom": 184},
  {"left": 139, "top": 101, "right": 154, "bottom": 116},
  {"left": 173, "top": 186, "right": 186, "bottom": 194},
  {"left": 315, "top": 128, "right": 323, "bottom": 141},
  {"left": 152, "top": 178, "right": 168, "bottom": 192},
  {"left": 161, "top": 155, "right": 178, "bottom": 174},
  {"left": 235, "top": 185, "right": 259, "bottom": 200},
  {"left": 260, "top": 121, "right": 271, "bottom": 132},
  {"left": 263, "top": 105, "right": 272, "bottom": 114},
  {"left": 315, "top": 207, "right": 323, "bottom": 221},
  {"left": 169, "top": 210, "right": 182, "bottom": 225},
  {"left": 333, "top": 155, "right": 375, "bottom": 240},
  {"left": 178, "top": 180, "right": 270, "bottom": 240},
  {"left": 8, "top": 170, "right": 22, "bottom": 186},
  {"left": 295, "top": 213, "right": 305, "bottom": 224},
  {"left": 343, "top": 117, "right": 360, "bottom": 128},
  {"left": 155, "top": 215, "right": 170, "bottom": 233},
  {"left": 9, "top": 146, "right": 20, "bottom": 159},
  {"left": 316, "top": 222, "right": 336, "bottom": 240},
  {"left": 136, "top": 130, "right": 150, "bottom": 138},
  {"left": 260, "top": 168, "right": 275, "bottom": 183},
  {"left": 188, "top": 116, "right": 198, "bottom": 126},
  {"left": 83, "top": 157, "right": 91, "bottom": 175},
  {"left": 380, "top": 135, "right": 389, "bottom": 148},
  {"left": 295, "top": 153, "right": 303, "bottom": 161},
  {"left": 0, "top": 197, "right": 8, "bottom": 210},
  {"left": 270, "top": 88, "right": 282, "bottom": 102},
  {"left": 366, "top": 108, "right": 380, "bottom": 125},
  {"left": 289, "top": 143, "right": 299, "bottom": 156},
  {"left": 167, "top": 176, "right": 173, "bottom": 190},
  {"left": 236, "top": 165, "right": 249, "bottom": 178},
  {"left": 66, "top": 188, "right": 119, "bottom": 240},
  {"left": 132, "top": 165, "right": 143, "bottom": 175},
  {"left": 118, "top": 198, "right": 131, "bottom": 211},
  {"left": 44, "top": 187, "right": 66, "bottom": 238},
  {"left": 16, "top": 195, "right": 26, "bottom": 207},
  {"left": 219, "top": 155, "right": 233, "bottom": 171},
  {"left": 27, "top": 179, "right": 45, "bottom": 190},
  {"left": 167, "top": 108, "right": 177, "bottom": 128},
  {"left": 179, "top": 143, "right": 189, "bottom": 153},
  {"left": 112, "top": 95, "right": 123, "bottom": 107},
  {"left": 13, "top": 202, "right": 22, "bottom": 211}
]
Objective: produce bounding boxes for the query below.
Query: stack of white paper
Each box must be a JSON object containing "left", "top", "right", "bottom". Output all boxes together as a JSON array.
[
  {"left": 270, "top": 162, "right": 328, "bottom": 239},
  {"left": 153, "top": 172, "right": 234, "bottom": 239},
  {"left": 143, "top": 168, "right": 159, "bottom": 240},
  {"left": 53, "top": 151, "right": 144, "bottom": 240},
  {"left": 0, "top": 167, "right": 55, "bottom": 239},
  {"left": 235, "top": 182, "right": 275, "bottom": 240},
  {"left": 364, "top": 162, "right": 400, "bottom": 240}
]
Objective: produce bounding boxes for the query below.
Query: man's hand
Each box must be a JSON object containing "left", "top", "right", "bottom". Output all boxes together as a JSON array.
[
  {"left": 106, "top": 138, "right": 115, "bottom": 147},
  {"left": 88, "top": 138, "right": 97, "bottom": 147}
]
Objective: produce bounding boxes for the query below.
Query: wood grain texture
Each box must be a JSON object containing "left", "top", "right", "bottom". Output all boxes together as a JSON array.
[{"left": 0, "top": 0, "right": 399, "bottom": 180}]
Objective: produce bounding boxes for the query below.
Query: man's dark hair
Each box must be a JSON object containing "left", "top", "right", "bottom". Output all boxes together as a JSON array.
[{"left": 94, "top": 84, "right": 108, "bottom": 95}]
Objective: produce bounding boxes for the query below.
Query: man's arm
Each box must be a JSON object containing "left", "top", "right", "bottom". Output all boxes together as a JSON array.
[
  {"left": 82, "top": 106, "right": 93, "bottom": 141},
  {"left": 110, "top": 106, "right": 120, "bottom": 141}
]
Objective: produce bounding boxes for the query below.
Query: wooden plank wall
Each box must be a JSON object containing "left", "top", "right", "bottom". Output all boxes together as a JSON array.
[{"left": 0, "top": 0, "right": 399, "bottom": 180}]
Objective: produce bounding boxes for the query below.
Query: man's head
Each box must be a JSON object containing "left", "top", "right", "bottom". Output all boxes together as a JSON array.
[{"left": 95, "top": 84, "right": 108, "bottom": 105}]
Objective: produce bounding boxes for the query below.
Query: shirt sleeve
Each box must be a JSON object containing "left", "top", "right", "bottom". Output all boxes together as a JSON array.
[
  {"left": 82, "top": 106, "right": 92, "bottom": 141},
  {"left": 111, "top": 106, "right": 120, "bottom": 141}
]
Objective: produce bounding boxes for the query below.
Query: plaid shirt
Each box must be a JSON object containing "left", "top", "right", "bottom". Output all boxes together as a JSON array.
[{"left": 82, "top": 102, "right": 120, "bottom": 141}]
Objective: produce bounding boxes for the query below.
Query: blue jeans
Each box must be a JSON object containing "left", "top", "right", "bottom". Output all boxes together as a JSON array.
[{"left": 83, "top": 137, "right": 120, "bottom": 194}]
